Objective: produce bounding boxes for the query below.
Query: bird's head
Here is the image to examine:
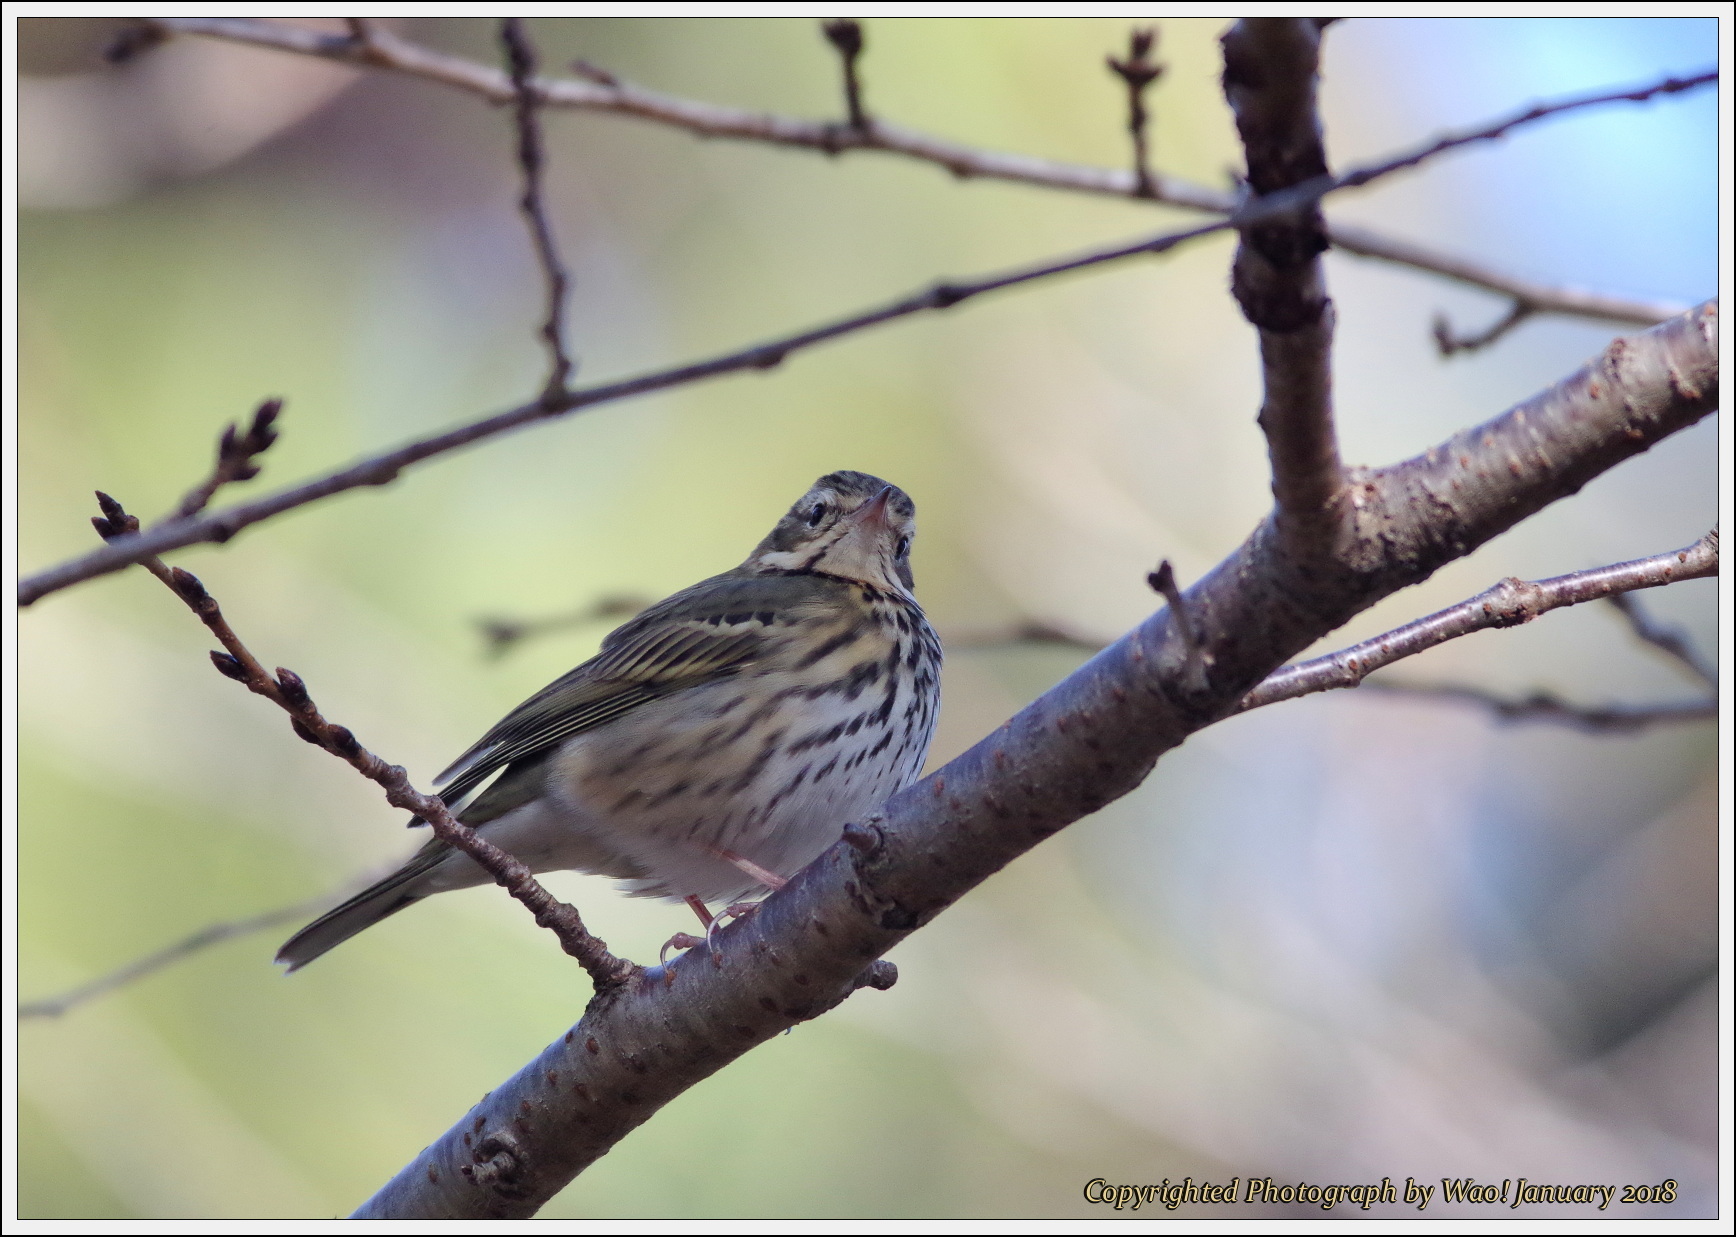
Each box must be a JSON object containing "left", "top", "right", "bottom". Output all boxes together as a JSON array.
[{"left": 746, "top": 470, "right": 917, "bottom": 595}]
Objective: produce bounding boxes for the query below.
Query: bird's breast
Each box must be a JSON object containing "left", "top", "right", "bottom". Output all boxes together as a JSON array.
[{"left": 545, "top": 593, "right": 940, "bottom": 896}]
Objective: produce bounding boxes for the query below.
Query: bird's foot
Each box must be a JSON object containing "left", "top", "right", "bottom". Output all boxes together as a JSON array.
[{"left": 658, "top": 932, "right": 707, "bottom": 966}]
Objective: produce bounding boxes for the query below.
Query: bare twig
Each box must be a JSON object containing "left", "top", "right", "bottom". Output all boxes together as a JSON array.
[
  {"left": 1238, "top": 529, "right": 1719, "bottom": 713},
  {"left": 141, "top": 18, "right": 1699, "bottom": 329},
  {"left": 1354, "top": 681, "right": 1715, "bottom": 733},
  {"left": 1607, "top": 588, "right": 1718, "bottom": 689},
  {"left": 1433, "top": 299, "right": 1537, "bottom": 356},
  {"left": 500, "top": 18, "right": 575, "bottom": 403},
  {"left": 29, "top": 70, "right": 1678, "bottom": 613},
  {"left": 486, "top": 600, "right": 1105, "bottom": 659},
  {"left": 821, "top": 18, "right": 869, "bottom": 132},
  {"left": 174, "top": 398, "right": 282, "bottom": 520},
  {"left": 1107, "top": 27, "right": 1165, "bottom": 197},
  {"left": 87, "top": 494, "right": 636, "bottom": 992},
  {"left": 1323, "top": 221, "right": 1683, "bottom": 326},
  {"left": 1147, "top": 560, "right": 1208, "bottom": 688},
  {"left": 945, "top": 620, "right": 1104, "bottom": 653},
  {"left": 479, "top": 594, "right": 651, "bottom": 657},
  {"left": 1222, "top": 19, "right": 1343, "bottom": 559},
  {"left": 19, "top": 894, "right": 333, "bottom": 1020},
  {"left": 1332, "top": 70, "right": 1717, "bottom": 197}
]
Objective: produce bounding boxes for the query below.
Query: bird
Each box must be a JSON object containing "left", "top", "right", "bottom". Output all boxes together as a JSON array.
[{"left": 277, "top": 471, "right": 942, "bottom": 970}]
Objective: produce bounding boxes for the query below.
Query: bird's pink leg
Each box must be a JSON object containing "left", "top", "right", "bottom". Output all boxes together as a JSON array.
[
  {"left": 658, "top": 895, "right": 715, "bottom": 966},
  {"left": 710, "top": 847, "right": 787, "bottom": 891},
  {"left": 708, "top": 847, "right": 790, "bottom": 924}
]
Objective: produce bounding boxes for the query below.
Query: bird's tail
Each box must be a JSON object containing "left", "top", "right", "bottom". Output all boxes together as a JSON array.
[{"left": 276, "top": 843, "right": 449, "bottom": 972}]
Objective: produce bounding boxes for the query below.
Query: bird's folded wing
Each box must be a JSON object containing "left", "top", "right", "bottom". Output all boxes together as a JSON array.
[{"left": 430, "top": 574, "right": 806, "bottom": 808}]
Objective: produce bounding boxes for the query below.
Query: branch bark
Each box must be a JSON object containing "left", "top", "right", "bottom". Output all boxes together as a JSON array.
[
  {"left": 1222, "top": 18, "right": 1344, "bottom": 558},
  {"left": 137, "top": 17, "right": 1700, "bottom": 328},
  {"left": 353, "top": 304, "right": 1714, "bottom": 1217}
]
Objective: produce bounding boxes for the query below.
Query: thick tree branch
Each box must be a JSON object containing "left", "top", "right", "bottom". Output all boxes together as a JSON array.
[
  {"left": 351, "top": 305, "right": 1715, "bottom": 1217},
  {"left": 138, "top": 18, "right": 1701, "bottom": 328},
  {"left": 1238, "top": 529, "right": 1718, "bottom": 711},
  {"left": 500, "top": 19, "right": 576, "bottom": 402},
  {"left": 85, "top": 494, "right": 635, "bottom": 992},
  {"left": 1222, "top": 18, "right": 1344, "bottom": 558}
]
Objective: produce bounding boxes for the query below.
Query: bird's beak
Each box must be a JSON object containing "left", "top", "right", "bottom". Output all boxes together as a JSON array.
[{"left": 852, "top": 486, "right": 894, "bottom": 532}]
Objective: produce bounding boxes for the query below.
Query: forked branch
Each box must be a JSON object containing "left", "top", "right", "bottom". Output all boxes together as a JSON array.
[{"left": 1240, "top": 529, "right": 1719, "bottom": 712}]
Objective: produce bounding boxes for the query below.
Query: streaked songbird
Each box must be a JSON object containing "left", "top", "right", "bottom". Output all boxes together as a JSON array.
[{"left": 278, "top": 471, "right": 941, "bottom": 969}]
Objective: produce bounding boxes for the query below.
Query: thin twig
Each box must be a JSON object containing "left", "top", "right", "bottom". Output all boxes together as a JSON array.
[
  {"left": 87, "top": 494, "right": 636, "bottom": 991},
  {"left": 1433, "top": 299, "right": 1536, "bottom": 356},
  {"left": 1323, "top": 220, "right": 1682, "bottom": 326},
  {"left": 19, "top": 893, "right": 333, "bottom": 1019},
  {"left": 479, "top": 594, "right": 651, "bottom": 658},
  {"left": 500, "top": 18, "right": 575, "bottom": 403},
  {"left": 174, "top": 398, "right": 282, "bottom": 520},
  {"left": 141, "top": 18, "right": 1700, "bottom": 329},
  {"left": 1107, "top": 27, "right": 1164, "bottom": 198},
  {"left": 1353, "top": 680, "right": 1715, "bottom": 734},
  {"left": 28, "top": 66, "right": 1682, "bottom": 613},
  {"left": 821, "top": 19, "right": 868, "bottom": 133},
  {"left": 1238, "top": 529, "right": 1719, "bottom": 712},
  {"left": 483, "top": 600, "right": 1105, "bottom": 658},
  {"left": 1607, "top": 588, "right": 1718, "bottom": 689},
  {"left": 943, "top": 621, "right": 1103, "bottom": 652},
  {"left": 1332, "top": 70, "right": 1717, "bottom": 197},
  {"left": 1147, "top": 560, "right": 1208, "bottom": 688}
]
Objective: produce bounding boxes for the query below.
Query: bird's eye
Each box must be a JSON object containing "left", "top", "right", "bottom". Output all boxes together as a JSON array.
[
  {"left": 894, "top": 535, "right": 911, "bottom": 559},
  {"left": 805, "top": 503, "right": 829, "bottom": 527}
]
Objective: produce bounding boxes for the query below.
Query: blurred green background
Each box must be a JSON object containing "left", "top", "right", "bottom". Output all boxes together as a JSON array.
[{"left": 16, "top": 17, "right": 1719, "bottom": 1219}]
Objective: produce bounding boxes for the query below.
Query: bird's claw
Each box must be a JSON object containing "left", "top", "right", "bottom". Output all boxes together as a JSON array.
[{"left": 659, "top": 931, "right": 706, "bottom": 966}]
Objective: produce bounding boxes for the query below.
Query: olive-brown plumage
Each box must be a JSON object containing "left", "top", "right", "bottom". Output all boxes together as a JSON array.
[{"left": 279, "top": 471, "right": 940, "bottom": 969}]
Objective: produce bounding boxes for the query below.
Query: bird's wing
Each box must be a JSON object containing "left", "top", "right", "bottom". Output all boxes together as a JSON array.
[{"left": 430, "top": 571, "right": 828, "bottom": 811}]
